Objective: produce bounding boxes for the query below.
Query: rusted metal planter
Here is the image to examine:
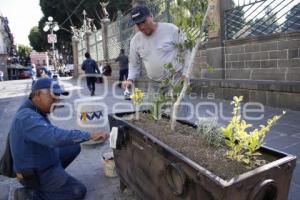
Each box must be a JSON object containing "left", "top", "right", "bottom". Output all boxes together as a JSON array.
[{"left": 109, "top": 112, "right": 297, "bottom": 200}]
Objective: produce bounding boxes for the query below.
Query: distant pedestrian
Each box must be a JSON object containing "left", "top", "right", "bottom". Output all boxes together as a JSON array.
[
  {"left": 101, "top": 64, "right": 112, "bottom": 77},
  {"left": 99, "top": 62, "right": 104, "bottom": 74},
  {"left": 31, "top": 64, "right": 37, "bottom": 81},
  {"left": 81, "top": 52, "right": 100, "bottom": 96},
  {"left": 0, "top": 70, "right": 4, "bottom": 81},
  {"left": 37, "top": 68, "right": 49, "bottom": 79},
  {"left": 115, "top": 49, "right": 129, "bottom": 88}
]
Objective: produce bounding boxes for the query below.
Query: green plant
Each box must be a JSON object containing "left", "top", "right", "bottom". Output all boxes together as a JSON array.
[
  {"left": 171, "top": 0, "right": 208, "bottom": 48},
  {"left": 133, "top": 2, "right": 212, "bottom": 130},
  {"left": 147, "top": 92, "right": 169, "bottom": 120},
  {"left": 223, "top": 96, "right": 285, "bottom": 166},
  {"left": 145, "top": 63, "right": 184, "bottom": 120},
  {"left": 195, "top": 118, "right": 224, "bottom": 147},
  {"left": 170, "top": 2, "right": 211, "bottom": 130}
]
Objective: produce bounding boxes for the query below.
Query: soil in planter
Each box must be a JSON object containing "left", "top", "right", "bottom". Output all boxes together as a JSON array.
[{"left": 126, "top": 113, "right": 278, "bottom": 180}]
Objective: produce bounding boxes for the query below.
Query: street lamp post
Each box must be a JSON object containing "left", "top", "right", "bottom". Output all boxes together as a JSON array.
[
  {"left": 100, "top": 2, "right": 110, "bottom": 63},
  {"left": 71, "top": 10, "right": 96, "bottom": 52},
  {"left": 43, "top": 16, "right": 59, "bottom": 72},
  {"left": 71, "top": 10, "right": 97, "bottom": 77}
]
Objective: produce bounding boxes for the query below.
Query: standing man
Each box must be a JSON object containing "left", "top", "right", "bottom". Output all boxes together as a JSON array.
[
  {"left": 81, "top": 52, "right": 100, "bottom": 96},
  {"left": 0, "top": 70, "right": 4, "bottom": 81},
  {"left": 115, "top": 49, "right": 129, "bottom": 88},
  {"left": 123, "top": 5, "right": 188, "bottom": 90},
  {"left": 9, "top": 78, "right": 108, "bottom": 200},
  {"left": 31, "top": 64, "right": 37, "bottom": 81}
]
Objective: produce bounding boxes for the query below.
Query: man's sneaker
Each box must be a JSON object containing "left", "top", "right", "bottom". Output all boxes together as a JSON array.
[{"left": 124, "top": 89, "right": 131, "bottom": 100}]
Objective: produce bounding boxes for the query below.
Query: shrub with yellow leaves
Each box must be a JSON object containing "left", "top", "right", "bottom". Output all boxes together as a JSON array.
[
  {"left": 130, "top": 88, "right": 145, "bottom": 107},
  {"left": 223, "top": 96, "right": 285, "bottom": 167}
]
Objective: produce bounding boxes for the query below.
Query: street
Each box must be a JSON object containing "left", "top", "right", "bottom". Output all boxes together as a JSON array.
[
  {"left": 0, "top": 78, "right": 137, "bottom": 200},
  {"left": 0, "top": 78, "right": 300, "bottom": 200}
]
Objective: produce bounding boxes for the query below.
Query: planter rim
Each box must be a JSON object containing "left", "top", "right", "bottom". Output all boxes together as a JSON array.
[{"left": 109, "top": 112, "right": 297, "bottom": 186}]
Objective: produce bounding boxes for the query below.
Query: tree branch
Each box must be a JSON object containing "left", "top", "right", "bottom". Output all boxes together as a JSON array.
[{"left": 171, "top": 4, "right": 212, "bottom": 131}]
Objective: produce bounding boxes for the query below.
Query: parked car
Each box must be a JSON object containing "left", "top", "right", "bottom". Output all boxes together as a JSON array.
[{"left": 18, "top": 68, "right": 32, "bottom": 79}]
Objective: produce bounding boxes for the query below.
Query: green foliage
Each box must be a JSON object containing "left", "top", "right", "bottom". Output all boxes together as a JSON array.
[
  {"left": 170, "top": 0, "right": 208, "bottom": 47},
  {"left": 130, "top": 88, "right": 145, "bottom": 107},
  {"left": 223, "top": 96, "right": 285, "bottom": 166},
  {"left": 207, "top": 66, "right": 215, "bottom": 73},
  {"left": 17, "top": 44, "right": 32, "bottom": 66},
  {"left": 129, "top": 69, "right": 180, "bottom": 121},
  {"left": 195, "top": 118, "right": 224, "bottom": 147},
  {"left": 28, "top": 26, "right": 48, "bottom": 52},
  {"left": 148, "top": 92, "right": 169, "bottom": 120},
  {"left": 36, "top": 0, "right": 131, "bottom": 53},
  {"left": 17, "top": 45, "right": 32, "bottom": 58},
  {"left": 170, "top": 0, "right": 215, "bottom": 76},
  {"left": 161, "top": 63, "right": 185, "bottom": 99},
  {"left": 144, "top": 63, "right": 185, "bottom": 120}
]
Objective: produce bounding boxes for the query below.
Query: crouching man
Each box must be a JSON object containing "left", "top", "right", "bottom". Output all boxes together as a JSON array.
[{"left": 10, "top": 78, "right": 109, "bottom": 200}]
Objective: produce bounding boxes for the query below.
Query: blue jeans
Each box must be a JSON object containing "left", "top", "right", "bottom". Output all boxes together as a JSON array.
[{"left": 21, "top": 144, "right": 87, "bottom": 200}]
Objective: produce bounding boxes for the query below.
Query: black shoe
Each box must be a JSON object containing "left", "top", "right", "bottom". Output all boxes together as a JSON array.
[
  {"left": 14, "top": 188, "right": 29, "bottom": 200},
  {"left": 91, "top": 91, "right": 95, "bottom": 96}
]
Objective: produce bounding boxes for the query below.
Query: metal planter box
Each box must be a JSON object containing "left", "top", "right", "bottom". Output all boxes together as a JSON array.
[{"left": 109, "top": 112, "right": 297, "bottom": 200}]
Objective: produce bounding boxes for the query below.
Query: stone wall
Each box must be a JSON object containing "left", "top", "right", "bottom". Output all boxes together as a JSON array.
[
  {"left": 224, "top": 31, "right": 300, "bottom": 81},
  {"left": 192, "top": 45, "right": 224, "bottom": 80},
  {"left": 190, "top": 31, "right": 300, "bottom": 111},
  {"left": 191, "top": 79, "right": 300, "bottom": 111},
  {"left": 192, "top": 31, "right": 300, "bottom": 82}
]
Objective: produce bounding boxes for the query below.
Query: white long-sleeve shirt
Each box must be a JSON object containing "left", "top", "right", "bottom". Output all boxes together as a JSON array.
[{"left": 128, "top": 22, "right": 189, "bottom": 82}]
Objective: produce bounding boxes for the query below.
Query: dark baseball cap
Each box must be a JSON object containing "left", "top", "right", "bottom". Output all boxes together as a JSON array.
[
  {"left": 129, "top": 5, "right": 151, "bottom": 26},
  {"left": 32, "top": 78, "right": 69, "bottom": 95}
]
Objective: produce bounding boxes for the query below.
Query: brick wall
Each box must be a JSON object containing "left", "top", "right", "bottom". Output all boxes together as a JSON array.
[
  {"left": 224, "top": 31, "right": 300, "bottom": 81},
  {"left": 190, "top": 31, "right": 300, "bottom": 111},
  {"left": 192, "top": 44, "right": 225, "bottom": 80}
]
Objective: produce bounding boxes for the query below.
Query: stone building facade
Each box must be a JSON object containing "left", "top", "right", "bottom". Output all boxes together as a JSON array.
[{"left": 0, "top": 14, "right": 14, "bottom": 80}]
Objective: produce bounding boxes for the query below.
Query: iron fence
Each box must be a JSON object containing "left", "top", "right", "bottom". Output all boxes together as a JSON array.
[
  {"left": 77, "top": 0, "right": 173, "bottom": 62},
  {"left": 225, "top": 0, "right": 300, "bottom": 40},
  {"left": 77, "top": 0, "right": 209, "bottom": 62},
  {"left": 105, "top": 0, "right": 171, "bottom": 60}
]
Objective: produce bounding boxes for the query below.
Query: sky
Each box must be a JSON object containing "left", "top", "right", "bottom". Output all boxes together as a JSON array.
[{"left": 0, "top": 0, "right": 43, "bottom": 46}]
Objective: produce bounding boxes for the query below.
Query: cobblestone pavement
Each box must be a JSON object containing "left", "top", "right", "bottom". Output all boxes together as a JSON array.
[{"left": 0, "top": 78, "right": 299, "bottom": 200}]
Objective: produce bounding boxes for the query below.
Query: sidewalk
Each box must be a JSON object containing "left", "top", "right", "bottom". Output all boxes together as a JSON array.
[{"left": 0, "top": 78, "right": 299, "bottom": 200}]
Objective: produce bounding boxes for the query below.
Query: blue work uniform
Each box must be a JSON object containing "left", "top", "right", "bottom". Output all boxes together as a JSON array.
[{"left": 9, "top": 99, "right": 91, "bottom": 199}]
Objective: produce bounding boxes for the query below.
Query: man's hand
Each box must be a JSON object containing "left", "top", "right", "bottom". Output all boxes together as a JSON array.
[
  {"left": 122, "top": 79, "right": 133, "bottom": 89},
  {"left": 90, "top": 132, "right": 109, "bottom": 141}
]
